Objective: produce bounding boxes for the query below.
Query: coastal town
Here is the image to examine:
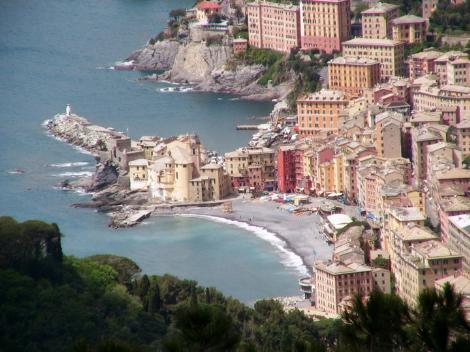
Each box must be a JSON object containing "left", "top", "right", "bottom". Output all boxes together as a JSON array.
[{"left": 45, "top": 0, "right": 470, "bottom": 321}]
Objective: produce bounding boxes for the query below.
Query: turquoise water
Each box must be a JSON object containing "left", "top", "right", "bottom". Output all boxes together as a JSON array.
[{"left": 0, "top": 0, "right": 300, "bottom": 302}]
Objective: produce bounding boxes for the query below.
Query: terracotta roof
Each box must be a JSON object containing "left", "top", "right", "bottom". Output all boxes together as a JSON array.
[{"left": 197, "top": 1, "right": 220, "bottom": 10}]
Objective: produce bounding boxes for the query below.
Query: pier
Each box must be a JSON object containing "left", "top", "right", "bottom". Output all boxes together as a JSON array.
[{"left": 236, "top": 124, "right": 259, "bottom": 131}]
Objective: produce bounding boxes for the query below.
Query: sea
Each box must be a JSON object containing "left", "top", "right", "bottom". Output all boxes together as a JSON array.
[{"left": 0, "top": 0, "right": 302, "bottom": 303}]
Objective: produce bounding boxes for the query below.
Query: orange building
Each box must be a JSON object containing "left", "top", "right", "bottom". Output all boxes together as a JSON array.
[
  {"left": 328, "top": 56, "right": 381, "bottom": 99},
  {"left": 296, "top": 89, "right": 348, "bottom": 136},
  {"left": 300, "top": 0, "right": 350, "bottom": 54},
  {"left": 246, "top": 1, "right": 301, "bottom": 53}
]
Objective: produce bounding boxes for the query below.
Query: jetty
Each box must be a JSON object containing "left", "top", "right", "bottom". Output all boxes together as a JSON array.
[{"left": 236, "top": 124, "right": 259, "bottom": 130}]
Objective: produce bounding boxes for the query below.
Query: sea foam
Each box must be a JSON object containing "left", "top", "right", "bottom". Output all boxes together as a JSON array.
[
  {"left": 51, "top": 171, "right": 93, "bottom": 178},
  {"left": 177, "top": 214, "right": 308, "bottom": 276},
  {"left": 49, "top": 162, "right": 90, "bottom": 168}
]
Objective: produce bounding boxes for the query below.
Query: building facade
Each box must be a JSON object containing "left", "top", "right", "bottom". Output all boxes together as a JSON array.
[
  {"left": 342, "top": 38, "right": 405, "bottom": 79},
  {"left": 328, "top": 56, "right": 381, "bottom": 100},
  {"left": 247, "top": 1, "right": 301, "bottom": 53},
  {"left": 296, "top": 90, "right": 348, "bottom": 136},
  {"left": 300, "top": 0, "right": 351, "bottom": 54},
  {"left": 361, "top": 2, "right": 400, "bottom": 39},
  {"left": 392, "top": 15, "right": 427, "bottom": 44}
]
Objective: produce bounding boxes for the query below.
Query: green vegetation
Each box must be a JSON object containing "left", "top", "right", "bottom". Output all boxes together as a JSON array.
[
  {"left": 430, "top": 0, "right": 470, "bottom": 33},
  {"left": 384, "top": 0, "right": 422, "bottom": 16},
  {"left": 2, "top": 216, "right": 470, "bottom": 351},
  {"left": 371, "top": 256, "right": 389, "bottom": 269}
]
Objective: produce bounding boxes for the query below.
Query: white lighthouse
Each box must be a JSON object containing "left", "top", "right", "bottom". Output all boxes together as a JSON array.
[{"left": 65, "top": 104, "right": 71, "bottom": 117}]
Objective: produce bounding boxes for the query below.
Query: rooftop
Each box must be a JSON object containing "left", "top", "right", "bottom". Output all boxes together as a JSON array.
[
  {"left": 440, "top": 196, "right": 470, "bottom": 213},
  {"left": 361, "top": 2, "right": 399, "bottom": 14},
  {"left": 435, "top": 274, "right": 470, "bottom": 296},
  {"left": 449, "top": 213, "right": 470, "bottom": 232},
  {"left": 343, "top": 37, "right": 402, "bottom": 47},
  {"left": 410, "top": 50, "right": 442, "bottom": 60},
  {"left": 392, "top": 15, "right": 426, "bottom": 25},
  {"left": 436, "top": 168, "right": 470, "bottom": 180},
  {"left": 315, "top": 260, "right": 371, "bottom": 275},
  {"left": 298, "top": 89, "right": 346, "bottom": 102},
  {"left": 129, "top": 159, "right": 149, "bottom": 167},
  {"left": 389, "top": 207, "right": 426, "bottom": 222},
  {"left": 400, "top": 224, "right": 438, "bottom": 242},
  {"left": 328, "top": 56, "right": 379, "bottom": 66},
  {"left": 197, "top": 1, "right": 220, "bottom": 10},
  {"left": 327, "top": 213, "right": 353, "bottom": 230},
  {"left": 413, "top": 240, "right": 461, "bottom": 259}
]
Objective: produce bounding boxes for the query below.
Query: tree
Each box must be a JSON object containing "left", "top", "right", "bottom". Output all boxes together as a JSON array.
[
  {"left": 413, "top": 283, "right": 470, "bottom": 352},
  {"left": 169, "top": 8, "right": 186, "bottom": 21},
  {"left": 145, "top": 281, "right": 162, "bottom": 314},
  {"left": 139, "top": 274, "right": 150, "bottom": 300},
  {"left": 341, "top": 290, "right": 410, "bottom": 351},
  {"left": 163, "top": 303, "right": 240, "bottom": 352}
]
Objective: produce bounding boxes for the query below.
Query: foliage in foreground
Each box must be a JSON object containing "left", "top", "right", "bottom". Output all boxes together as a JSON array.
[{"left": 1, "top": 216, "right": 470, "bottom": 352}]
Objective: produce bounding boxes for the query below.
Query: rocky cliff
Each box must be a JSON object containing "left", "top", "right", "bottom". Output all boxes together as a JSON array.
[{"left": 119, "top": 40, "right": 292, "bottom": 101}]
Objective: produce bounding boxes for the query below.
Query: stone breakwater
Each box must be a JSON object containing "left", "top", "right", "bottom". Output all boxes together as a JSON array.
[
  {"left": 44, "top": 113, "right": 125, "bottom": 156},
  {"left": 44, "top": 114, "right": 152, "bottom": 228}
]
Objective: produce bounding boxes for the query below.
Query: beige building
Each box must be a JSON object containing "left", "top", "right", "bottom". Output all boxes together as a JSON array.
[
  {"left": 412, "top": 82, "right": 470, "bottom": 113},
  {"left": 374, "top": 111, "right": 404, "bottom": 158},
  {"left": 247, "top": 1, "right": 301, "bottom": 53},
  {"left": 296, "top": 89, "right": 348, "bottom": 136},
  {"left": 435, "top": 274, "right": 470, "bottom": 321},
  {"left": 392, "top": 15, "right": 427, "bottom": 44},
  {"left": 448, "top": 214, "right": 470, "bottom": 273},
  {"left": 361, "top": 2, "right": 400, "bottom": 39},
  {"left": 129, "top": 159, "right": 149, "bottom": 191},
  {"left": 148, "top": 135, "right": 231, "bottom": 203},
  {"left": 300, "top": 0, "right": 350, "bottom": 54},
  {"left": 398, "top": 241, "right": 463, "bottom": 306},
  {"left": 224, "top": 146, "right": 276, "bottom": 191},
  {"left": 434, "top": 51, "right": 470, "bottom": 86},
  {"left": 342, "top": 38, "right": 405, "bottom": 79},
  {"left": 327, "top": 56, "right": 381, "bottom": 100}
]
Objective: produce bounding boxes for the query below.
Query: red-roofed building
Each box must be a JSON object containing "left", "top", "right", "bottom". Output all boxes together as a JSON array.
[{"left": 196, "top": 1, "right": 221, "bottom": 22}]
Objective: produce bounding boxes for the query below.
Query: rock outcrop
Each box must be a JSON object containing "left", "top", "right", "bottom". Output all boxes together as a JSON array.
[
  {"left": 120, "top": 40, "right": 180, "bottom": 71},
  {"left": 119, "top": 39, "right": 293, "bottom": 101},
  {"left": 88, "top": 160, "right": 119, "bottom": 192}
]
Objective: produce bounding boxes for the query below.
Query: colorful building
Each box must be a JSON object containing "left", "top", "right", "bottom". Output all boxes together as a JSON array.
[
  {"left": 361, "top": 2, "right": 400, "bottom": 39},
  {"left": 342, "top": 38, "right": 405, "bottom": 79},
  {"left": 391, "top": 15, "right": 427, "bottom": 44},
  {"left": 225, "top": 146, "right": 276, "bottom": 191},
  {"left": 327, "top": 56, "right": 381, "bottom": 100},
  {"left": 300, "top": 0, "right": 351, "bottom": 54},
  {"left": 246, "top": 0, "right": 301, "bottom": 53},
  {"left": 296, "top": 89, "right": 348, "bottom": 137}
]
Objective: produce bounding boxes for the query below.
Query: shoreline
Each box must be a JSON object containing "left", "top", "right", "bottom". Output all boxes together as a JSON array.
[{"left": 153, "top": 197, "right": 335, "bottom": 274}]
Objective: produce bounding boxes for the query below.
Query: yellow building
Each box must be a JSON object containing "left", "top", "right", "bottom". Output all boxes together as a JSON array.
[
  {"left": 342, "top": 38, "right": 405, "bottom": 79},
  {"left": 300, "top": 0, "right": 350, "bottom": 54},
  {"left": 374, "top": 111, "right": 404, "bottom": 159},
  {"left": 392, "top": 15, "right": 427, "bottom": 44},
  {"left": 296, "top": 89, "right": 348, "bottom": 137},
  {"left": 361, "top": 2, "right": 400, "bottom": 39},
  {"left": 327, "top": 56, "right": 381, "bottom": 100}
]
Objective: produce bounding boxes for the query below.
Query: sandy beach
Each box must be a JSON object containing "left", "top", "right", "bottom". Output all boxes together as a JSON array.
[{"left": 154, "top": 196, "right": 356, "bottom": 275}]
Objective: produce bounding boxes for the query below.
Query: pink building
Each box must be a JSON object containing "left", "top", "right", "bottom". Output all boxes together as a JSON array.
[
  {"left": 232, "top": 38, "right": 248, "bottom": 55},
  {"left": 315, "top": 261, "right": 378, "bottom": 315},
  {"left": 247, "top": 1, "right": 301, "bottom": 53},
  {"left": 300, "top": 0, "right": 350, "bottom": 54}
]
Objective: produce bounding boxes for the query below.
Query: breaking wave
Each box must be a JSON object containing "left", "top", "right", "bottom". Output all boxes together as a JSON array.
[{"left": 177, "top": 213, "right": 308, "bottom": 276}]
